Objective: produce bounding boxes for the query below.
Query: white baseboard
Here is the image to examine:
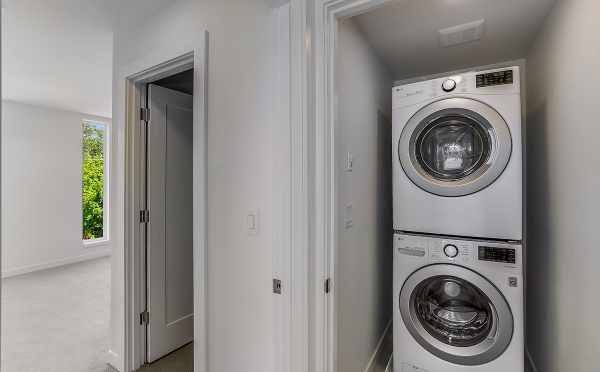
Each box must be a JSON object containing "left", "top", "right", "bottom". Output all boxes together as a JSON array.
[
  {"left": 526, "top": 348, "right": 538, "bottom": 372},
  {"left": 2, "top": 247, "right": 112, "bottom": 278},
  {"left": 385, "top": 356, "right": 393, "bottom": 372},
  {"left": 106, "top": 349, "right": 121, "bottom": 372},
  {"left": 364, "top": 320, "right": 393, "bottom": 372}
]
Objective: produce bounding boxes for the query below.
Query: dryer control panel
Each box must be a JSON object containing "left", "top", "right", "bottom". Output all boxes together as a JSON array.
[{"left": 392, "top": 66, "right": 521, "bottom": 110}]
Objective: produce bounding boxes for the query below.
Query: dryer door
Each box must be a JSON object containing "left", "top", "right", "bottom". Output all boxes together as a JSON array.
[
  {"left": 399, "top": 264, "right": 513, "bottom": 366},
  {"left": 398, "top": 98, "right": 512, "bottom": 196}
]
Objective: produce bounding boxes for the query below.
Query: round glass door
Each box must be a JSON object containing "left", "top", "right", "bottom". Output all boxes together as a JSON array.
[
  {"left": 398, "top": 98, "right": 512, "bottom": 197},
  {"left": 413, "top": 276, "right": 493, "bottom": 347},
  {"left": 415, "top": 115, "right": 491, "bottom": 181},
  {"left": 399, "top": 265, "right": 513, "bottom": 366}
]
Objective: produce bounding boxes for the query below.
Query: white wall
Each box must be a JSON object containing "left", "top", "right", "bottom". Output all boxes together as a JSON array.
[
  {"left": 1, "top": 101, "right": 111, "bottom": 277},
  {"left": 526, "top": 1, "right": 600, "bottom": 371},
  {"left": 336, "top": 19, "right": 393, "bottom": 372},
  {"left": 110, "top": 0, "right": 281, "bottom": 370}
]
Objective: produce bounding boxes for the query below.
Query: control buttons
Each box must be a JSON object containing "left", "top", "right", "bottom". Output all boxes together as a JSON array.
[
  {"left": 443, "top": 244, "right": 459, "bottom": 258},
  {"left": 442, "top": 79, "right": 457, "bottom": 92}
]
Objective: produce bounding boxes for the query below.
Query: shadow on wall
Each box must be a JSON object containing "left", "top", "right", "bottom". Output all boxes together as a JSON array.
[
  {"left": 376, "top": 109, "right": 394, "bottom": 321},
  {"left": 525, "top": 101, "right": 557, "bottom": 372}
]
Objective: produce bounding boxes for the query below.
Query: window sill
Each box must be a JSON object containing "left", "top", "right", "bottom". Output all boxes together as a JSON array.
[{"left": 83, "top": 238, "right": 110, "bottom": 249}]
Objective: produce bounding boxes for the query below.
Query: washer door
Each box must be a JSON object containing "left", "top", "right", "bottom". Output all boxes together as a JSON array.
[
  {"left": 399, "top": 264, "right": 513, "bottom": 366},
  {"left": 398, "top": 98, "right": 512, "bottom": 196}
]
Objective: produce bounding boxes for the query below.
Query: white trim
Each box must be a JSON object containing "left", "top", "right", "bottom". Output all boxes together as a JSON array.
[
  {"left": 83, "top": 238, "right": 111, "bottom": 248},
  {"left": 363, "top": 320, "right": 392, "bottom": 372},
  {"left": 289, "top": 1, "right": 310, "bottom": 372},
  {"left": 272, "top": 4, "right": 293, "bottom": 372},
  {"left": 1, "top": 247, "right": 111, "bottom": 278},
  {"left": 106, "top": 349, "right": 121, "bottom": 372},
  {"left": 122, "top": 36, "right": 208, "bottom": 372},
  {"left": 384, "top": 357, "right": 393, "bottom": 372},
  {"left": 289, "top": 1, "right": 395, "bottom": 372},
  {"left": 526, "top": 348, "right": 538, "bottom": 372},
  {"left": 269, "top": 0, "right": 292, "bottom": 7}
]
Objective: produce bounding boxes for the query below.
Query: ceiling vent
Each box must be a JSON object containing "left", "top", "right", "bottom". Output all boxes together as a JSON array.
[{"left": 439, "top": 19, "right": 485, "bottom": 47}]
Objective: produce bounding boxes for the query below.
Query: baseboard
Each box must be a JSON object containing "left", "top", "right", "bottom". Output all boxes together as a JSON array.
[
  {"left": 364, "top": 320, "right": 393, "bottom": 372},
  {"left": 105, "top": 349, "right": 121, "bottom": 372},
  {"left": 384, "top": 356, "right": 393, "bottom": 372},
  {"left": 526, "top": 348, "right": 538, "bottom": 372},
  {"left": 2, "top": 247, "right": 111, "bottom": 278}
]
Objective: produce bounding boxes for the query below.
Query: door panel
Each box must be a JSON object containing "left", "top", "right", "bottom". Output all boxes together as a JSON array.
[
  {"left": 147, "top": 84, "right": 194, "bottom": 362},
  {"left": 398, "top": 98, "right": 512, "bottom": 197},
  {"left": 398, "top": 264, "right": 513, "bottom": 366}
]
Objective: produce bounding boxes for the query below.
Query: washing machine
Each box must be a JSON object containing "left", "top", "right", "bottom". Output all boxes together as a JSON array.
[
  {"left": 393, "top": 232, "right": 523, "bottom": 372},
  {"left": 393, "top": 66, "right": 522, "bottom": 240}
]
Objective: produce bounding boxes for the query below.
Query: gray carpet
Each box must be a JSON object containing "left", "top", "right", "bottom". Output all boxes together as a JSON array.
[
  {"left": 134, "top": 343, "right": 193, "bottom": 372},
  {"left": 1, "top": 257, "right": 111, "bottom": 372}
]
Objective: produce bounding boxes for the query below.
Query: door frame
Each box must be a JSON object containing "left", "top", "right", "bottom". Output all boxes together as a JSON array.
[
  {"left": 289, "top": 2, "right": 529, "bottom": 372},
  {"left": 287, "top": 1, "right": 394, "bottom": 372},
  {"left": 122, "top": 37, "right": 208, "bottom": 372}
]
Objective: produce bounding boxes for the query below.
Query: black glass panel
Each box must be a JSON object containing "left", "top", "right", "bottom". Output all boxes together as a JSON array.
[
  {"left": 415, "top": 114, "right": 491, "bottom": 181},
  {"left": 412, "top": 276, "right": 493, "bottom": 347}
]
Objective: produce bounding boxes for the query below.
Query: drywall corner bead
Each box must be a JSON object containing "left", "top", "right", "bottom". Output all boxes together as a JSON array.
[{"left": 269, "top": 0, "right": 291, "bottom": 8}]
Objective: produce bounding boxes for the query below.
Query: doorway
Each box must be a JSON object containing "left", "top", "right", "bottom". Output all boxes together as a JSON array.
[
  {"left": 122, "top": 49, "right": 207, "bottom": 372},
  {"left": 143, "top": 70, "right": 194, "bottom": 365}
]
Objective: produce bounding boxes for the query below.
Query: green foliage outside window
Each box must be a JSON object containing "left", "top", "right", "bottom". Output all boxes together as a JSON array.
[{"left": 82, "top": 122, "right": 105, "bottom": 240}]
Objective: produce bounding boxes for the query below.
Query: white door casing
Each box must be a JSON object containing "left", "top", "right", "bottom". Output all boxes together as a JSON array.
[{"left": 146, "top": 84, "right": 194, "bottom": 362}]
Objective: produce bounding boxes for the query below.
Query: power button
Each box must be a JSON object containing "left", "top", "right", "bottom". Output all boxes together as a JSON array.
[
  {"left": 444, "top": 244, "right": 459, "bottom": 258},
  {"left": 442, "top": 79, "right": 457, "bottom": 92}
]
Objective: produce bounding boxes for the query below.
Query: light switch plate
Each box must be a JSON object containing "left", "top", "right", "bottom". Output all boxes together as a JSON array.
[
  {"left": 247, "top": 210, "right": 259, "bottom": 235},
  {"left": 346, "top": 152, "right": 353, "bottom": 172}
]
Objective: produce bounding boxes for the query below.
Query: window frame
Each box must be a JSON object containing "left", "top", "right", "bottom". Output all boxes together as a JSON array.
[{"left": 81, "top": 119, "right": 110, "bottom": 247}]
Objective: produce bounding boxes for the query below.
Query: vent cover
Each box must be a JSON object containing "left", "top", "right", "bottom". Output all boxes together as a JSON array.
[{"left": 439, "top": 19, "right": 485, "bottom": 47}]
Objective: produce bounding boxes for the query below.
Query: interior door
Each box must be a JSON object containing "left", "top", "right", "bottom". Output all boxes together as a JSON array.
[{"left": 146, "top": 83, "right": 194, "bottom": 362}]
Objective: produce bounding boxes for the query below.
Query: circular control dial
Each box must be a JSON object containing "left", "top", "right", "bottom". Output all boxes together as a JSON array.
[
  {"left": 443, "top": 244, "right": 459, "bottom": 258},
  {"left": 442, "top": 79, "right": 457, "bottom": 92}
]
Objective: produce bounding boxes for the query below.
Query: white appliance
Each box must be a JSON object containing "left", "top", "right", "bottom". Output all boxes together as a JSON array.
[
  {"left": 392, "top": 67, "right": 522, "bottom": 240},
  {"left": 393, "top": 233, "right": 524, "bottom": 372}
]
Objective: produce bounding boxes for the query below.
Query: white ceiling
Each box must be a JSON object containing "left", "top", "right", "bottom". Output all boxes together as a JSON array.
[
  {"left": 352, "top": 0, "right": 557, "bottom": 80},
  {"left": 1, "top": 0, "right": 173, "bottom": 118}
]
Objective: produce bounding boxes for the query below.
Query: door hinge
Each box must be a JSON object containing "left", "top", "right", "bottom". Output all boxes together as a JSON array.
[
  {"left": 273, "top": 278, "right": 282, "bottom": 294},
  {"left": 140, "top": 107, "right": 150, "bottom": 122},
  {"left": 139, "top": 209, "right": 150, "bottom": 223},
  {"left": 324, "top": 278, "right": 331, "bottom": 294},
  {"left": 140, "top": 311, "right": 149, "bottom": 325}
]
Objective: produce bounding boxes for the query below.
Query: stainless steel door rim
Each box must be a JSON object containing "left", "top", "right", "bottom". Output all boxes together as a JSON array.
[
  {"left": 399, "top": 264, "right": 514, "bottom": 366},
  {"left": 398, "top": 97, "right": 512, "bottom": 197}
]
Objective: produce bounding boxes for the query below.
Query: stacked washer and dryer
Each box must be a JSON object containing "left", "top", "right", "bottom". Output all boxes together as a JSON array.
[{"left": 392, "top": 67, "right": 524, "bottom": 372}]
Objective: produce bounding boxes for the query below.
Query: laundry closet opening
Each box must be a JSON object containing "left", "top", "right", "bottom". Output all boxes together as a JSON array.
[{"left": 327, "top": 1, "right": 562, "bottom": 372}]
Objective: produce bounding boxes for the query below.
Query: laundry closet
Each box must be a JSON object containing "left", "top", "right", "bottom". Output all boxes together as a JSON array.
[{"left": 331, "top": 1, "right": 600, "bottom": 372}]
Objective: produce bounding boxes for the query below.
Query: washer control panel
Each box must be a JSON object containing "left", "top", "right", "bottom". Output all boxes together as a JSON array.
[
  {"left": 430, "top": 239, "right": 474, "bottom": 264},
  {"left": 478, "top": 245, "right": 516, "bottom": 264}
]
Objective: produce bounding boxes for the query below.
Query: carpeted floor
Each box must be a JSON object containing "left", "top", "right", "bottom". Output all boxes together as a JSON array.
[
  {"left": 134, "top": 343, "right": 193, "bottom": 372},
  {"left": 1, "top": 257, "right": 111, "bottom": 372}
]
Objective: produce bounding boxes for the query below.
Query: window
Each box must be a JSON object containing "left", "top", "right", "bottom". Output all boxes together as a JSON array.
[{"left": 82, "top": 121, "right": 108, "bottom": 242}]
